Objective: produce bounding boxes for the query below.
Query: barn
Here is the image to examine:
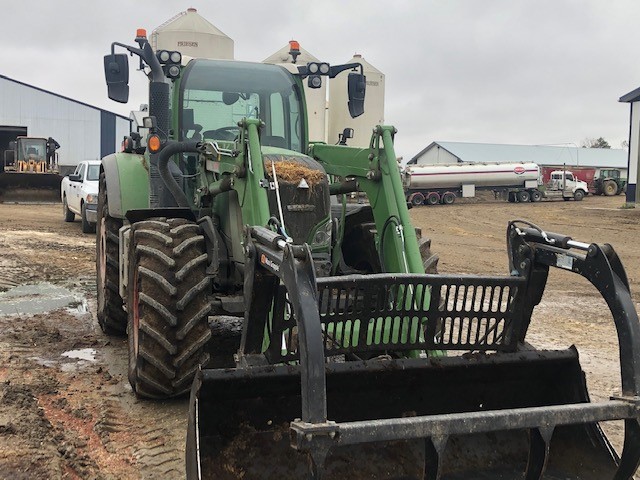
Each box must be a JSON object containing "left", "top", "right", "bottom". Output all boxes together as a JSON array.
[{"left": 0, "top": 74, "right": 131, "bottom": 176}]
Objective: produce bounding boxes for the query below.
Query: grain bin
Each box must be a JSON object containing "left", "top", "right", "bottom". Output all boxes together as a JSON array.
[{"left": 150, "top": 8, "right": 234, "bottom": 60}]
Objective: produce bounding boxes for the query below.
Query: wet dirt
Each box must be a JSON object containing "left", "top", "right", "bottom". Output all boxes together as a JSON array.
[{"left": 1, "top": 196, "right": 639, "bottom": 478}]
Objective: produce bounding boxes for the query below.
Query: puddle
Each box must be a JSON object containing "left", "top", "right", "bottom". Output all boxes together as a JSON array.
[
  {"left": 62, "top": 348, "right": 97, "bottom": 362},
  {"left": 0, "top": 282, "right": 88, "bottom": 316}
]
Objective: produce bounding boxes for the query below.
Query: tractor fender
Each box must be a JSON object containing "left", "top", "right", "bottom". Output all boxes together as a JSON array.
[{"left": 101, "top": 152, "right": 150, "bottom": 219}]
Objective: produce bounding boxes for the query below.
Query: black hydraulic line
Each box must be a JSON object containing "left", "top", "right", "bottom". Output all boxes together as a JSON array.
[{"left": 157, "top": 140, "right": 202, "bottom": 208}]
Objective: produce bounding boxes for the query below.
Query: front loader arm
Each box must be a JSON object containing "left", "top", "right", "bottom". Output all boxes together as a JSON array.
[{"left": 310, "top": 126, "right": 424, "bottom": 275}]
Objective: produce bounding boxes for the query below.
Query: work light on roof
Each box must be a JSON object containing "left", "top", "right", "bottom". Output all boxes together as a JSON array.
[
  {"left": 158, "top": 50, "right": 171, "bottom": 63},
  {"left": 170, "top": 51, "right": 182, "bottom": 64}
]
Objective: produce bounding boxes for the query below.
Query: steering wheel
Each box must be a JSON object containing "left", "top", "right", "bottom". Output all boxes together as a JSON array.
[{"left": 203, "top": 126, "right": 240, "bottom": 141}]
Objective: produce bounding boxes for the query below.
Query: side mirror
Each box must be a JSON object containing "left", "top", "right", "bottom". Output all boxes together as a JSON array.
[
  {"left": 347, "top": 72, "right": 366, "bottom": 118},
  {"left": 104, "top": 53, "right": 130, "bottom": 103},
  {"left": 69, "top": 174, "right": 82, "bottom": 182},
  {"left": 338, "top": 127, "right": 354, "bottom": 145}
]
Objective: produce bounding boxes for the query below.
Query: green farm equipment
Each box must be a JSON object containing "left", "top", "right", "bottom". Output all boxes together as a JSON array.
[
  {"left": 98, "top": 30, "right": 640, "bottom": 479},
  {"left": 592, "top": 169, "right": 627, "bottom": 196}
]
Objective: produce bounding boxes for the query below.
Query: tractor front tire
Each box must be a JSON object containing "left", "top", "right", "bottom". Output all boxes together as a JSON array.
[
  {"left": 96, "top": 172, "right": 127, "bottom": 335},
  {"left": 127, "top": 218, "right": 212, "bottom": 399}
]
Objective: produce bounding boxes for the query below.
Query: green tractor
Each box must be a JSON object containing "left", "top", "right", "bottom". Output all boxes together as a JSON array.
[
  {"left": 592, "top": 168, "right": 627, "bottom": 196},
  {"left": 98, "top": 31, "right": 640, "bottom": 479}
]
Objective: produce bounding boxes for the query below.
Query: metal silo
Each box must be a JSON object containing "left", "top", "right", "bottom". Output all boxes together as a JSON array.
[
  {"left": 263, "top": 42, "right": 327, "bottom": 143},
  {"left": 150, "top": 8, "right": 234, "bottom": 60},
  {"left": 328, "top": 54, "right": 384, "bottom": 147}
]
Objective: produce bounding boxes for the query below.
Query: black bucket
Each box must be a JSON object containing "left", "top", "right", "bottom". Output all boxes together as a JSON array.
[
  {"left": 186, "top": 348, "right": 619, "bottom": 479},
  {"left": 0, "top": 172, "right": 62, "bottom": 203}
]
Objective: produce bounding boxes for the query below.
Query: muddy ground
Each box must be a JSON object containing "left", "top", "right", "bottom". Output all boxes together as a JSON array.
[{"left": 0, "top": 194, "right": 639, "bottom": 479}]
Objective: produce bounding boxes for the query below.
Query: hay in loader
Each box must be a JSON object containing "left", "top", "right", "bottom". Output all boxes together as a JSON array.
[{"left": 264, "top": 158, "right": 326, "bottom": 186}]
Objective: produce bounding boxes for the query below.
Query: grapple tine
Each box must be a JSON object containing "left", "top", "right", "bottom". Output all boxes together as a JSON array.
[
  {"left": 525, "top": 426, "right": 554, "bottom": 480},
  {"left": 614, "top": 418, "right": 640, "bottom": 480},
  {"left": 424, "top": 435, "right": 448, "bottom": 480}
]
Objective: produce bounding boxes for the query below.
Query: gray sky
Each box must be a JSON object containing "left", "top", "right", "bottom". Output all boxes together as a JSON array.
[{"left": 5, "top": 1, "right": 640, "bottom": 159}]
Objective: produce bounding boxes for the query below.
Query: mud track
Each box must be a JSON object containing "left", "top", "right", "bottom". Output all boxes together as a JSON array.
[{"left": 1, "top": 195, "right": 639, "bottom": 478}]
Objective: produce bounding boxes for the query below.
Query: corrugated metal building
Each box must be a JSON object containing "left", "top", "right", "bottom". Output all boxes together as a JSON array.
[
  {"left": 409, "top": 141, "right": 627, "bottom": 172},
  {"left": 0, "top": 74, "right": 130, "bottom": 175}
]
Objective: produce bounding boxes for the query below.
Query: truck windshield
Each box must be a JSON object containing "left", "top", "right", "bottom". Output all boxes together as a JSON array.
[{"left": 179, "top": 60, "right": 304, "bottom": 152}]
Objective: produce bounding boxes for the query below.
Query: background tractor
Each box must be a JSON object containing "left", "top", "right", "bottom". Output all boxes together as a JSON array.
[
  {"left": 592, "top": 168, "right": 627, "bottom": 196},
  {"left": 98, "top": 30, "right": 640, "bottom": 479}
]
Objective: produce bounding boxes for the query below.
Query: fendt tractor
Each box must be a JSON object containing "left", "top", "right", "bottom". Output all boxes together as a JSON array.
[{"left": 97, "top": 30, "right": 640, "bottom": 479}]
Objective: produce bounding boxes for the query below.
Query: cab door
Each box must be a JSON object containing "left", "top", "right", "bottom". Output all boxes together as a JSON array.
[{"left": 70, "top": 163, "right": 86, "bottom": 212}]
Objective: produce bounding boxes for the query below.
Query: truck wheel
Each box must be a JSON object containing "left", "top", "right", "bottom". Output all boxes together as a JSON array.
[
  {"left": 426, "top": 192, "right": 440, "bottom": 206},
  {"left": 96, "top": 172, "right": 127, "bottom": 336},
  {"left": 409, "top": 192, "right": 425, "bottom": 206},
  {"left": 441, "top": 192, "right": 456, "bottom": 205},
  {"left": 530, "top": 190, "right": 542, "bottom": 202},
  {"left": 517, "top": 190, "right": 530, "bottom": 203},
  {"left": 573, "top": 190, "right": 585, "bottom": 201},
  {"left": 63, "top": 195, "right": 75, "bottom": 222},
  {"left": 81, "top": 203, "right": 95, "bottom": 234},
  {"left": 603, "top": 180, "right": 617, "bottom": 196},
  {"left": 127, "top": 218, "right": 212, "bottom": 399}
]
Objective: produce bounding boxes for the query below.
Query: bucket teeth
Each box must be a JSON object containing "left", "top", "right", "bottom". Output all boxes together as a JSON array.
[{"left": 525, "top": 426, "right": 554, "bottom": 480}]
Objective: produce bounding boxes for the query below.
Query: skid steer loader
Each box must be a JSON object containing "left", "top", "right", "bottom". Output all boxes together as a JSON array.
[{"left": 98, "top": 30, "right": 640, "bottom": 479}]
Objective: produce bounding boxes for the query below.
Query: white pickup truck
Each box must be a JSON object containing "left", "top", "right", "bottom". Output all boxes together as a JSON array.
[{"left": 61, "top": 160, "right": 101, "bottom": 233}]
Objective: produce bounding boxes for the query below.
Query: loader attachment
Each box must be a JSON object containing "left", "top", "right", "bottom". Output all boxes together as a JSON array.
[
  {"left": 0, "top": 172, "right": 62, "bottom": 203},
  {"left": 187, "top": 222, "right": 640, "bottom": 479}
]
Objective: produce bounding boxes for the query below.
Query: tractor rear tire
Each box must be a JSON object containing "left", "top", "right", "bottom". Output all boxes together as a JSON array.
[
  {"left": 127, "top": 218, "right": 212, "bottom": 399},
  {"left": 603, "top": 180, "right": 617, "bottom": 196},
  {"left": 96, "top": 172, "right": 127, "bottom": 336},
  {"left": 63, "top": 195, "right": 75, "bottom": 222}
]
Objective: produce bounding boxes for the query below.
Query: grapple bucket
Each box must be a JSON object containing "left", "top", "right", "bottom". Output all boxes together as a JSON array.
[
  {"left": 188, "top": 349, "right": 625, "bottom": 479},
  {"left": 186, "top": 224, "right": 640, "bottom": 479}
]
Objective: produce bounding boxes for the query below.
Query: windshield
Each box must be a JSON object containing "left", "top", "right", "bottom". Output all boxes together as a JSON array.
[
  {"left": 87, "top": 165, "right": 100, "bottom": 181},
  {"left": 180, "top": 60, "right": 304, "bottom": 152},
  {"left": 18, "top": 138, "right": 46, "bottom": 161}
]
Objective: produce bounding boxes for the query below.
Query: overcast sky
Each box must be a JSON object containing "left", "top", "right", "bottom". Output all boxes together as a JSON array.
[{"left": 5, "top": 1, "right": 640, "bottom": 159}]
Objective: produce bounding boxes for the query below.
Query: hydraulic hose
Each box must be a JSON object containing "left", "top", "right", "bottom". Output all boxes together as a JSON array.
[{"left": 157, "top": 140, "right": 202, "bottom": 208}]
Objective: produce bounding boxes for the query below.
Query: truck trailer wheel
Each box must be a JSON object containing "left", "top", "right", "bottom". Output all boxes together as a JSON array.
[
  {"left": 127, "top": 218, "right": 212, "bottom": 399},
  {"left": 63, "top": 195, "right": 75, "bottom": 222},
  {"left": 409, "top": 192, "right": 425, "bottom": 206},
  {"left": 96, "top": 172, "right": 127, "bottom": 336},
  {"left": 517, "top": 190, "right": 530, "bottom": 203},
  {"left": 441, "top": 192, "right": 456, "bottom": 205},
  {"left": 530, "top": 189, "right": 542, "bottom": 202},
  {"left": 426, "top": 192, "right": 440, "bottom": 205}
]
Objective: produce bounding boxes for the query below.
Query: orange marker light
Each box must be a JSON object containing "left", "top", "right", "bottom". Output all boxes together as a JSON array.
[
  {"left": 136, "top": 28, "right": 147, "bottom": 38},
  {"left": 289, "top": 40, "right": 300, "bottom": 51},
  {"left": 147, "top": 135, "right": 161, "bottom": 153}
]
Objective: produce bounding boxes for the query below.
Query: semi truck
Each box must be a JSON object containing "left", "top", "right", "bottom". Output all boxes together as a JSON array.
[{"left": 403, "top": 162, "right": 541, "bottom": 205}]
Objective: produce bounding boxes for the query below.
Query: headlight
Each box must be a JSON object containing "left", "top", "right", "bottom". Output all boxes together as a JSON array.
[
  {"left": 85, "top": 194, "right": 97, "bottom": 204},
  {"left": 310, "top": 221, "right": 332, "bottom": 249},
  {"left": 158, "top": 50, "right": 170, "bottom": 63},
  {"left": 170, "top": 51, "right": 182, "bottom": 64}
]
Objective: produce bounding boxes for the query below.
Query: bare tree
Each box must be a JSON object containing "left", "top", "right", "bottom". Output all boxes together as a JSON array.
[{"left": 581, "top": 137, "right": 611, "bottom": 149}]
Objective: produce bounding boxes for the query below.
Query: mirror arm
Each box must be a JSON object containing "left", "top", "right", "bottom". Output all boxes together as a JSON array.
[
  {"left": 329, "top": 62, "right": 363, "bottom": 79},
  {"left": 110, "top": 41, "right": 166, "bottom": 83}
]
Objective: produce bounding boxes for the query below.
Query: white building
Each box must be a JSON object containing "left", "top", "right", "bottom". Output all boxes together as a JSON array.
[{"left": 0, "top": 74, "right": 130, "bottom": 175}]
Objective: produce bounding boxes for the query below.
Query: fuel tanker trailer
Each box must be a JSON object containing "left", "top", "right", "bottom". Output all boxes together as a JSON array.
[{"left": 404, "top": 162, "right": 541, "bottom": 205}]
